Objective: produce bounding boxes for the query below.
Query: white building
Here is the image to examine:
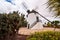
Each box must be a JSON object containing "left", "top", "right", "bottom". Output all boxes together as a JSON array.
[{"left": 26, "top": 12, "right": 43, "bottom": 29}]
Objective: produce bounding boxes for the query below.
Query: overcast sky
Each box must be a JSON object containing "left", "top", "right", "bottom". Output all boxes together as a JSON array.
[
  {"left": 0, "top": 0, "right": 60, "bottom": 23},
  {"left": 0, "top": 0, "right": 52, "bottom": 16}
]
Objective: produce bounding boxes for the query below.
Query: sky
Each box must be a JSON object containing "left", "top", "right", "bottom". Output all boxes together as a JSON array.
[
  {"left": 0, "top": 0, "right": 48, "bottom": 14},
  {"left": 0, "top": 0, "right": 60, "bottom": 23}
]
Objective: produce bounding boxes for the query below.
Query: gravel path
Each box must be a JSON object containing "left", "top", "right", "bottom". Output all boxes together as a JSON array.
[{"left": 18, "top": 27, "right": 60, "bottom": 35}]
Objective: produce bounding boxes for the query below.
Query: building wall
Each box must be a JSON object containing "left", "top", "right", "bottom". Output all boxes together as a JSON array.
[{"left": 27, "top": 13, "right": 36, "bottom": 27}]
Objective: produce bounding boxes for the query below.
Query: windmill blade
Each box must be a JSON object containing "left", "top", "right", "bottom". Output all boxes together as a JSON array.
[
  {"left": 32, "top": 6, "right": 51, "bottom": 22},
  {"left": 21, "top": 2, "right": 28, "bottom": 11},
  {"left": 34, "top": 6, "right": 38, "bottom": 11},
  {"left": 37, "top": 12, "right": 51, "bottom": 22}
]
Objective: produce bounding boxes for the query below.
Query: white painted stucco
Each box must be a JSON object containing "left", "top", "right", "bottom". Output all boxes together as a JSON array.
[{"left": 27, "top": 13, "right": 36, "bottom": 27}]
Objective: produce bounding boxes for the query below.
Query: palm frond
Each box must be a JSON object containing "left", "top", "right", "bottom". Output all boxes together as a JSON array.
[{"left": 47, "top": 0, "right": 60, "bottom": 16}]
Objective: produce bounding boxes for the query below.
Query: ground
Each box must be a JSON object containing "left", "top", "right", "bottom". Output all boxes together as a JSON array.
[
  {"left": 17, "top": 27, "right": 60, "bottom": 40},
  {"left": 15, "top": 34, "right": 29, "bottom": 40},
  {"left": 18, "top": 27, "right": 60, "bottom": 35}
]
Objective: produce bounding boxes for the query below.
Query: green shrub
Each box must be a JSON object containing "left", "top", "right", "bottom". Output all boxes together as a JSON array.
[
  {"left": 45, "top": 20, "right": 60, "bottom": 28},
  {"left": 20, "top": 14, "right": 27, "bottom": 27},
  {"left": 26, "top": 31, "right": 60, "bottom": 40},
  {"left": 47, "top": 22, "right": 51, "bottom": 27},
  {"left": 0, "top": 11, "right": 27, "bottom": 40},
  {"left": 0, "top": 12, "right": 21, "bottom": 40},
  {"left": 51, "top": 20, "right": 60, "bottom": 28}
]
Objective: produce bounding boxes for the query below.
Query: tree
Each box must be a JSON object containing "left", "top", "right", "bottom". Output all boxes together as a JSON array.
[
  {"left": 47, "top": 0, "right": 60, "bottom": 16},
  {"left": 20, "top": 14, "right": 27, "bottom": 27},
  {"left": 51, "top": 20, "right": 60, "bottom": 27},
  {"left": 0, "top": 14, "right": 8, "bottom": 40},
  {"left": 47, "top": 0, "right": 60, "bottom": 31},
  {"left": 0, "top": 11, "right": 27, "bottom": 40},
  {"left": 8, "top": 11, "right": 20, "bottom": 34},
  {"left": 47, "top": 22, "right": 51, "bottom": 27}
]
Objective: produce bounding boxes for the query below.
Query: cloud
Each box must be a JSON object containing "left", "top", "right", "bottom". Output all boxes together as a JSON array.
[
  {"left": 0, "top": 0, "right": 26, "bottom": 13},
  {"left": 0, "top": 0, "right": 40, "bottom": 13},
  {"left": 0, "top": 0, "right": 18, "bottom": 13}
]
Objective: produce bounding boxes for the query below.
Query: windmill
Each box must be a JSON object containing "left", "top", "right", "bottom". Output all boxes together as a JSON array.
[
  {"left": 21, "top": 2, "right": 52, "bottom": 29},
  {"left": 22, "top": 2, "right": 51, "bottom": 22}
]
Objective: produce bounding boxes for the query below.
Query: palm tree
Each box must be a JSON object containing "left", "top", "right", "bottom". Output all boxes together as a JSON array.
[
  {"left": 47, "top": 0, "right": 60, "bottom": 31},
  {"left": 47, "top": 0, "right": 60, "bottom": 16}
]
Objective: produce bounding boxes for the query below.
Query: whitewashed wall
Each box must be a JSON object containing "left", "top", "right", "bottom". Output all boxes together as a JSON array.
[{"left": 27, "top": 13, "right": 36, "bottom": 27}]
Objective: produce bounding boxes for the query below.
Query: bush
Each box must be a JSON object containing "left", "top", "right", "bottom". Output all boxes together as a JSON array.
[
  {"left": 0, "top": 12, "right": 21, "bottom": 40},
  {"left": 0, "top": 11, "right": 27, "bottom": 40},
  {"left": 26, "top": 31, "right": 60, "bottom": 40},
  {"left": 47, "top": 22, "right": 52, "bottom": 27},
  {"left": 44, "top": 20, "right": 60, "bottom": 28},
  {"left": 20, "top": 14, "right": 27, "bottom": 27},
  {"left": 51, "top": 20, "right": 60, "bottom": 28}
]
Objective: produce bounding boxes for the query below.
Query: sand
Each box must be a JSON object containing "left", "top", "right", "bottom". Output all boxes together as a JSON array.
[{"left": 18, "top": 27, "right": 60, "bottom": 35}]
